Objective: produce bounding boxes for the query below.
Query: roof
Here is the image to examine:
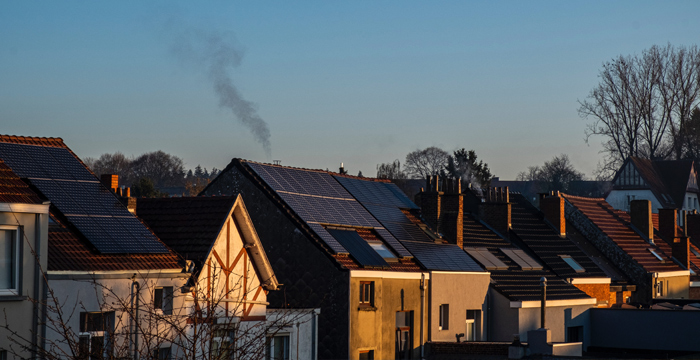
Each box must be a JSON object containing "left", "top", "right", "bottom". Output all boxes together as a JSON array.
[
  {"left": 613, "top": 157, "right": 696, "bottom": 208},
  {"left": 0, "top": 159, "right": 42, "bottom": 204},
  {"left": 401, "top": 240, "right": 483, "bottom": 272},
  {"left": 462, "top": 214, "right": 591, "bottom": 301},
  {"left": 48, "top": 215, "right": 181, "bottom": 271},
  {"left": 0, "top": 134, "right": 168, "bottom": 254},
  {"left": 563, "top": 194, "right": 684, "bottom": 273},
  {"left": 137, "top": 196, "right": 237, "bottom": 264},
  {"left": 217, "top": 159, "right": 425, "bottom": 272},
  {"left": 508, "top": 193, "right": 607, "bottom": 278}
]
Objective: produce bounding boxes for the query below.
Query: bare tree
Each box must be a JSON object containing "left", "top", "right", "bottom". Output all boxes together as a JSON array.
[
  {"left": 376, "top": 159, "right": 406, "bottom": 180},
  {"left": 517, "top": 154, "right": 584, "bottom": 193},
  {"left": 404, "top": 147, "right": 449, "bottom": 179},
  {"left": 579, "top": 44, "right": 700, "bottom": 178}
]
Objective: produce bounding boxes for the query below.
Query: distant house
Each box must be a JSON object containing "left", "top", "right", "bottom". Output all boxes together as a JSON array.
[
  {"left": 563, "top": 195, "right": 692, "bottom": 304},
  {"left": 417, "top": 179, "right": 604, "bottom": 343},
  {"left": 606, "top": 157, "right": 699, "bottom": 213},
  {"left": 202, "top": 160, "right": 490, "bottom": 360},
  {"left": 0, "top": 159, "right": 50, "bottom": 360}
]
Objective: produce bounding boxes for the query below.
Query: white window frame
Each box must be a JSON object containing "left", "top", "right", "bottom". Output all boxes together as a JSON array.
[
  {"left": 0, "top": 226, "right": 20, "bottom": 297},
  {"left": 266, "top": 333, "right": 290, "bottom": 360},
  {"left": 212, "top": 326, "right": 238, "bottom": 360},
  {"left": 465, "top": 310, "right": 477, "bottom": 341},
  {"left": 154, "top": 286, "right": 174, "bottom": 315},
  {"left": 439, "top": 304, "right": 449, "bottom": 330},
  {"left": 78, "top": 312, "right": 114, "bottom": 360}
]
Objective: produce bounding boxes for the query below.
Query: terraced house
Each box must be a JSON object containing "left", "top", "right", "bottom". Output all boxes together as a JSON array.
[{"left": 202, "top": 160, "right": 490, "bottom": 360}]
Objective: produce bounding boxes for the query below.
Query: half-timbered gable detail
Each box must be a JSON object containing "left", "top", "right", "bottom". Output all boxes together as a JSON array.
[{"left": 138, "top": 195, "right": 278, "bottom": 321}]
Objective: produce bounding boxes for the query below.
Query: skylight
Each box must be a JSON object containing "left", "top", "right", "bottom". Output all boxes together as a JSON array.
[
  {"left": 648, "top": 248, "right": 665, "bottom": 262},
  {"left": 691, "top": 247, "right": 700, "bottom": 258},
  {"left": 559, "top": 255, "right": 586, "bottom": 273},
  {"left": 464, "top": 247, "right": 509, "bottom": 270},
  {"left": 500, "top": 248, "right": 543, "bottom": 270},
  {"left": 369, "top": 242, "right": 397, "bottom": 260}
]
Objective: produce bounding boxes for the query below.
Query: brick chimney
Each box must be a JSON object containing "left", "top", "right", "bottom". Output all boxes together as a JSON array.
[
  {"left": 540, "top": 192, "right": 565, "bottom": 237},
  {"left": 440, "top": 177, "right": 463, "bottom": 248},
  {"left": 101, "top": 174, "right": 119, "bottom": 192},
  {"left": 658, "top": 208, "right": 678, "bottom": 243},
  {"left": 419, "top": 175, "right": 441, "bottom": 234},
  {"left": 630, "top": 200, "right": 653, "bottom": 241},
  {"left": 686, "top": 210, "right": 700, "bottom": 241},
  {"left": 478, "top": 187, "right": 511, "bottom": 238}
]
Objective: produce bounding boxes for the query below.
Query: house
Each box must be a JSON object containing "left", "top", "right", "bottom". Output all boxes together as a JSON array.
[
  {"left": 563, "top": 194, "right": 692, "bottom": 304},
  {"left": 417, "top": 179, "right": 605, "bottom": 343},
  {"left": 0, "top": 135, "right": 189, "bottom": 360},
  {"left": 137, "top": 195, "right": 319, "bottom": 360},
  {"left": 201, "top": 160, "right": 491, "bottom": 360},
  {"left": 0, "top": 159, "right": 50, "bottom": 360},
  {"left": 606, "top": 157, "right": 699, "bottom": 213}
]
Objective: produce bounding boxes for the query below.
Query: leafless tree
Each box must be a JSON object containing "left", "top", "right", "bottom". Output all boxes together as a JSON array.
[
  {"left": 579, "top": 44, "right": 700, "bottom": 178},
  {"left": 517, "top": 154, "right": 584, "bottom": 193},
  {"left": 404, "top": 147, "right": 449, "bottom": 179},
  {"left": 375, "top": 160, "right": 406, "bottom": 180}
]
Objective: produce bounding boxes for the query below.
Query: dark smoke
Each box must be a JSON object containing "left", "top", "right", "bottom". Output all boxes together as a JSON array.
[{"left": 170, "top": 28, "right": 271, "bottom": 158}]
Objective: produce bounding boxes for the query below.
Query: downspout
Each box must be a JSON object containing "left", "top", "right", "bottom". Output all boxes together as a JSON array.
[
  {"left": 32, "top": 216, "right": 41, "bottom": 359},
  {"left": 131, "top": 278, "right": 140, "bottom": 360},
  {"left": 420, "top": 273, "right": 425, "bottom": 360}
]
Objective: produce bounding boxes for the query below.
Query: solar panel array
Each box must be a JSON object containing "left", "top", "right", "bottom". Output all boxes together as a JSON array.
[
  {"left": 500, "top": 248, "right": 542, "bottom": 270},
  {"left": 0, "top": 142, "right": 168, "bottom": 254},
  {"left": 403, "top": 241, "right": 483, "bottom": 271},
  {"left": 464, "top": 247, "right": 509, "bottom": 270},
  {"left": 327, "top": 228, "right": 389, "bottom": 268}
]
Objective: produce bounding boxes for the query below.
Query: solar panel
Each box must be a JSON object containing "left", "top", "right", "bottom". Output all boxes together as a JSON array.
[
  {"left": 464, "top": 247, "right": 509, "bottom": 270},
  {"left": 500, "top": 248, "right": 543, "bottom": 270},
  {"left": 327, "top": 228, "right": 389, "bottom": 268},
  {"left": 363, "top": 204, "right": 412, "bottom": 223},
  {"left": 307, "top": 223, "right": 349, "bottom": 254},
  {"left": 0, "top": 142, "right": 169, "bottom": 254},
  {"left": 278, "top": 192, "right": 380, "bottom": 227},
  {"left": 404, "top": 241, "right": 484, "bottom": 271},
  {"left": 334, "top": 176, "right": 413, "bottom": 208},
  {"left": 249, "top": 163, "right": 353, "bottom": 199}
]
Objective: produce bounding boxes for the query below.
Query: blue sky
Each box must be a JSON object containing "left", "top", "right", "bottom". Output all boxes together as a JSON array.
[{"left": 1, "top": 1, "right": 699, "bottom": 179}]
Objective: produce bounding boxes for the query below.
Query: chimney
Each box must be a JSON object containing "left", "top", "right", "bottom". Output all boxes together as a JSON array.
[
  {"left": 478, "top": 187, "right": 511, "bottom": 238},
  {"left": 101, "top": 174, "right": 119, "bottom": 192},
  {"left": 672, "top": 210, "right": 690, "bottom": 269},
  {"left": 658, "top": 208, "right": 678, "bottom": 243},
  {"left": 686, "top": 210, "right": 700, "bottom": 241},
  {"left": 419, "top": 175, "right": 442, "bottom": 235},
  {"left": 630, "top": 200, "right": 653, "bottom": 242},
  {"left": 440, "top": 177, "right": 463, "bottom": 248},
  {"left": 540, "top": 192, "right": 565, "bottom": 237}
]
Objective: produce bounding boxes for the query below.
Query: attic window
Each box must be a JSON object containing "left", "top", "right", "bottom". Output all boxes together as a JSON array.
[
  {"left": 691, "top": 247, "right": 700, "bottom": 258},
  {"left": 648, "top": 248, "right": 665, "bottom": 262},
  {"left": 368, "top": 241, "right": 397, "bottom": 260},
  {"left": 559, "top": 255, "right": 586, "bottom": 273},
  {"left": 500, "top": 248, "right": 543, "bottom": 270}
]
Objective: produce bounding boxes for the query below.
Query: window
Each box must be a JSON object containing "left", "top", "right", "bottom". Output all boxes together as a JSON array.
[
  {"left": 439, "top": 304, "right": 449, "bottom": 330},
  {"left": 500, "top": 248, "right": 542, "bottom": 270},
  {"left": 78, "top": 312, "right": 114, "bottom": 360},
  {"left": 559, "top": 255, "right": 586, "bottom": 273},
  {"left": 265, "top": 334, "right": 290, "bottom": 360},
  {"left": 0, "top": 227, "right": 20, "bottom": 296},
  {"left": 395, "top": 311, "right": 412, "bottom": 360},
  {"left": 368, "top": 241, "right": 397, "bottom": 260},
  {"left": 567, "top": 326, "right": 583, "bottom": 342},
  {"left": 648, "top": 248, "right": 665, "bottom": 262},
  {"left": 0, "top": 350, "right": 6, "bottom": 360},
  {"left": 153, "top": 346, "right": 171, "bottom": 360},
  {"left": 360, "top": 281, "right": 374, "bottom": 307},
  {"left": 465, "top": 310, "right": 477, "bottom": 341},
  {"left": 656, "top": 280, "right": 665, "bottom": 297},
  {"left": 359, "top": 350, "right": 374, "bottom": 360},
  {"left": 213, "top": 328, "right": 237, "bottom": 360},
  {"left": 154, "top": 287, "right": 173, "bottom": 315}
]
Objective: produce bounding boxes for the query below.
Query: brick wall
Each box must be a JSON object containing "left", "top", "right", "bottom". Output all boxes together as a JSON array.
[
  {"left": 541, "top": 195, "right": 565, "bottom": 236},
  {"left": 690, "top": 287, "right": 700, "bottom": 299},
  {"left": 573, "top": 283, "right": 609, "bottom": 305},
  {"left": 478, "top": 203, "right": 511, "bottom": 238},
  {"left": 609, "top": 290, "right": 632, "bottom": 306}
]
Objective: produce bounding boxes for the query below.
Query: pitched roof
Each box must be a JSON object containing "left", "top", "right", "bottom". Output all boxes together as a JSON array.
[
  {"left": 0, "top": 159, "right": 42, "bottom": 204},
  {"left": 48, "top": 215, "right": 181, "bottom": 271},
  {"left": 0, "top": 134, "right": 167, "bottom": 254},
  {"left": 462, "top": 214, "right": 591, "bottom": 301},
  {"left": 137, "top": 196, "right": 237, "bottom": 264},
  {"left": 563, "top": 194, "right": 683, "bottom": 273},
  {"left": 212, "top": 159, "right": 425, "bottom": 272},
  {"left": 613, "top": 157, "right": 696, "bottom": 208},
  {"left": 508, "top": 193, "right": 607, "bottom": 279}
]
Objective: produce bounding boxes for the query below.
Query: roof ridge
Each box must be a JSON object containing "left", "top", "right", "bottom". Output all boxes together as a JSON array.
[
  {"left": 240, "top": 158, "right": 390, "bottom": 182},
  {"left": 560, "top": 193, "right": 605, "bottom": 201},
  {"left": 0, "top": 134, "right": 67, "bottom": 148}
]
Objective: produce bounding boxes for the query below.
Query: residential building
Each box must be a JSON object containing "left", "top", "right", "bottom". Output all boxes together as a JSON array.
[
  {"left": 606, "top": 157, "right": 699, "bottom": 213},
  {"left": 0, "top": 160, "right": 50, "bottom": 360},
  {"left": 201, "top": 160, "right": 491, "bottom": 360},
  {"left": 563, "top": 195, "right": 691, "bottom": 304}
]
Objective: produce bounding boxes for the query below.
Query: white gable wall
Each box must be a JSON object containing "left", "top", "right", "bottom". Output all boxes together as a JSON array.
[{"left": 606, "top": 190, "right": 661, "bottom": 213}]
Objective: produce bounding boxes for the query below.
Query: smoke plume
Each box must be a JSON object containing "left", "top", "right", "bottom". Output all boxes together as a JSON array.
[{"left": 170, "top": 28, "right": 271, "bottom": 157}]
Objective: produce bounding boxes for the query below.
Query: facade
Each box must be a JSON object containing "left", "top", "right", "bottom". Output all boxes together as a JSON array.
[
  {"left": 0, "top": 160, "right": 50, "bottom": 360},
  {"left": 417, "top": 179, "right": 601, "bottom": 343},
  {"left": 202, "top": 160, "right": 491, "bottom": 360},
  {"left": 606, "top": 157, "right": 699, "bottom": 213}
]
